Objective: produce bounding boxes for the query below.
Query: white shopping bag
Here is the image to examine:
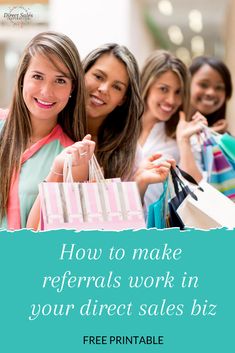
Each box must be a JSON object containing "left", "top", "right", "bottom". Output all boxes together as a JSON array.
[{"left": 177, "top": 181, "right": 235, "bottom": 229}]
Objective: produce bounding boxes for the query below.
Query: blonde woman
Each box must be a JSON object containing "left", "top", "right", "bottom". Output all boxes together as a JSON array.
[{"left": 139, "top": 50, "right": 206, "bottom": 210}]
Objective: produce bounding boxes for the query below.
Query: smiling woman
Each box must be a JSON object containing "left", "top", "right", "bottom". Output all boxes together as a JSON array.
[
  {"left": 138, "top": 50, "right": 207, "bottom": 211},
  {"left": 22, "top": 53, "right": 73, "bottom": 146},
  {"left": 82, "top": 44, "right": 174, "bottom": 200},
  {"left": 85, "top": 53, "right": 129, "bottom": 126},
  {"left": 0, "top": 31, "right": 95, "bottom": 230},
  {"left": 189, "top": 56, "right": 232, "bottom": 133},
  {"left": 83, "top": 43, "right": 143, "bottom": 181},
  {"left": 138, "top": 50, "right": 189, "bottom": 207}
]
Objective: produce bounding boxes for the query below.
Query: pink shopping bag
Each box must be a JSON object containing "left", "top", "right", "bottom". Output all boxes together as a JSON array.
[{"left": 39, "top": 180, "right": 145, "bottom": 231}]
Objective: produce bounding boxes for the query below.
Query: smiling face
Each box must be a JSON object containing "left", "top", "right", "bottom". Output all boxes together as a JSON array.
[
  {"left": 85, "top": 53, "right": 129, "bottom": 125},
  {"left": 190, "top": 64, "right": 226, "bottom": 116},
  {"left": 145, "top": 70, "right": 183, "bottom": 123},
  {"left": 23, "top": 53, "right": 73, "bottom": 126}
]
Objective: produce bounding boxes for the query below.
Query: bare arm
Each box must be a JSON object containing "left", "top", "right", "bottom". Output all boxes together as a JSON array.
[
  {"left": 176, "top": 111, "right": 207, "bottom": 183},
  {"left": 26, "top": 135, "right": 95, "bottom": 230},
  {"left": 26, "top": 170, "right": 63, "bottom": 230},
  {"left": 211, "top": 119, "right": 228, "bottom": 134}
]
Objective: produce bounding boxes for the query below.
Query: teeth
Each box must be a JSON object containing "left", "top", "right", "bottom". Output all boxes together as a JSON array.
[
  {"left": 90, "top": 96, "right": 105, "bottom": 105},
  {"left": 160, "top": 105, "right": 173, "bottom": 112},
  {"left": 200, "top": 99, "right": 215, "bottom": 106},
  {"left": 37, "top": 99, "right": 54, "bottom": 106}
]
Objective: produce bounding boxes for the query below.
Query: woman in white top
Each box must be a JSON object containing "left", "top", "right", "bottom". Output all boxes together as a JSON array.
[{"left": 139, "top": 50, "right": 206, "bottom": 210}]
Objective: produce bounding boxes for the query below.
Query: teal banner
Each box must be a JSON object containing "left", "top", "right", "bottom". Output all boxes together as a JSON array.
[{"left": 0, "top": 228, "right": 234, "bottom": 352}]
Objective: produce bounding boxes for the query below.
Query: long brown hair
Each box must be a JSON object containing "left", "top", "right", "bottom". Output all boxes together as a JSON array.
[
  {"left": 83, "top": 43, "right": 144, "bottom": 179},
  {"left": 141, "top": 50, "right": 190, "bottom": 138},
  {"left": 0, "top": 31, "right": 87, "bottom": 222}
]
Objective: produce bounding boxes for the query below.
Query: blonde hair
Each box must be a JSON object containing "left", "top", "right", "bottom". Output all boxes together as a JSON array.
[
  {"left": 0, "top": 31, "right": 87, "bottom": 221},
  {"left": 141, "top": 50, "right": 190, "bottom": 137}
]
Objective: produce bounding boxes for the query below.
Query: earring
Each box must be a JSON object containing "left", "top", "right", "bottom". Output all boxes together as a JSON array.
[{"left": 69, "top": 95, "right": 72, "bottom": 98}]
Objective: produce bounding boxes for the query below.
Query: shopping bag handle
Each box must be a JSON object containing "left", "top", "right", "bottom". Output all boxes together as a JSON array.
[
  {"left": 170, "top": 167, "right": 199, "bottom": 201},
  {"left": 63, "top": 154, "right": 74, "bottom": 182},
  {"left": 176, "top": 166, "right": 204, "bottom": 191},
  {"left": 63, "top": 153, "right": 106, "bottom": 183},
  {"left": 170, "top": 168, "right": 189, "bottom": 198},
  {"left": 88, "top": 154, "right": 106, "bottom": 182},
  {"left": 201, "top": 124, "right": 221, "bottom": 137}
]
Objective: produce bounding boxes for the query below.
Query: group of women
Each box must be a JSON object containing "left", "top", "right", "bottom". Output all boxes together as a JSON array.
[{"left": 0, "top": 31, "right": 232, "bottom": 230}]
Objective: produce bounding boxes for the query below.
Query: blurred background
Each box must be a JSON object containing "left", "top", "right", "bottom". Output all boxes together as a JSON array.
[{"left": 0, "top": 0, "right": 235, "bottom": 133}]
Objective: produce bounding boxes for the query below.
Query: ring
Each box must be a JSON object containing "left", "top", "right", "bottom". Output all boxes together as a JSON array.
[{"left": 80, "top": 151, "right": 87, "bottom": 157}]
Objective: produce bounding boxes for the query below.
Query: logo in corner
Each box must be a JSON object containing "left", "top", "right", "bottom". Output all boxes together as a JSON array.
[{"left": 3, "top": 6, "right": 33, "bottom": 27}]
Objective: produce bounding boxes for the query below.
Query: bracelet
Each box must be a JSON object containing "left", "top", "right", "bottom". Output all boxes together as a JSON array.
[{"left": 50, "top": 168, "right": 63, "bottom": 176}]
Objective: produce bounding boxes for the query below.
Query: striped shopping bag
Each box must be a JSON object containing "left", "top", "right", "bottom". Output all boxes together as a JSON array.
[
  {"left": 201, "top": 135, "right": 235, "bottom": 202},
  {"left": 219, "top": 133, "right": 235, "bottom": 160},
  {"left": 39, "top": 180, "right": 145, "bottom": 231},
  {"left": 39, "top": 155, "right": 145, "bottom": 231}
]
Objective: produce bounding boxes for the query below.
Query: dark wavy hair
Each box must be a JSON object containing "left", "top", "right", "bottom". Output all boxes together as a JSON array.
[{"left": 83, "top": 43, "right": 144, "bottom": 179}]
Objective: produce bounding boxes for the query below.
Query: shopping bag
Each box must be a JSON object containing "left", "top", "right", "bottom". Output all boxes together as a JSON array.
[
  {"left": 147, "top": 167, "right": 200, "bottom": 230},
  {"left": 219, "top": 133, "right": 235, "bottom": 160},
  {"left": 201, "top": 133, "right": 235, "bottom": 202},
  {"left": 39, "top": 155, "right": 145, "bottom": 231},
  {"left": 167, "top": 167, "right": 200, "bottom": 229},
  {"left": 147, "top": 181, "right": 168, "bottom": 229},
  {"left": 177, "top": 180, "right": 235, "bottom": 229}
]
